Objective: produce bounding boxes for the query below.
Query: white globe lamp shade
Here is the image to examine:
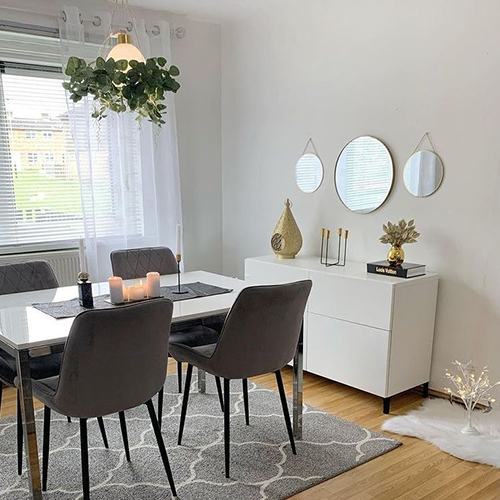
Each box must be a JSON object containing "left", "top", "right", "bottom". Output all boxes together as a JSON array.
[{"left": 106, "top": 33, "right": 145, "bottom": 64}]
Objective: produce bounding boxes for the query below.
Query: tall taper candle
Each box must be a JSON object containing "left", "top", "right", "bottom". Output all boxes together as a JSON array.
[
  {"left": 78, "top": 238, "right": 86, "bottom": 272},
  {"left": 176, "top": 223, "right": 182, "bottom": 260}
]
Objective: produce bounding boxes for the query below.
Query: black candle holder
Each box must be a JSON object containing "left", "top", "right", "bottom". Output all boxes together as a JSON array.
[
  {"left": 320, "top": 228, "right": 349, "bottom": 267},
  {"left": 172, "top": 255, "right": 189, "bottom": 295}
]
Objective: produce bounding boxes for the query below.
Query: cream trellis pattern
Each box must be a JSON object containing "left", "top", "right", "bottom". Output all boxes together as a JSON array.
[{"left": 0, "top": 376, "right": 400, "bottom": 499}]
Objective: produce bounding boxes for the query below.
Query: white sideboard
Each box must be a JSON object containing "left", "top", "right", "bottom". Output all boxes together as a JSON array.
[{"left": 245, "top": 255, "right": 439, "bottom": 413}]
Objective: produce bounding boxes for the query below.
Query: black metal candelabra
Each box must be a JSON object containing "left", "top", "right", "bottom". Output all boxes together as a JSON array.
[
  {"left": 320, "top": 227, "right": 349, "bottom": 267},
  {"left": 172, "top": 254, "right": 189, "bottom": 294}
]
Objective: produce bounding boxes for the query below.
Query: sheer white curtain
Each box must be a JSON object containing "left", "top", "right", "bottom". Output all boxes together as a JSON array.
[{"left": 58, "top": 7, "right": 182, "bottom": 281}]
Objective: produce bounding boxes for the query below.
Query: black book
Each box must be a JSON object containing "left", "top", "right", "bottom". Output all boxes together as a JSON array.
[{"left": 367, "top": 261, "right": 426, "bottom": 279}]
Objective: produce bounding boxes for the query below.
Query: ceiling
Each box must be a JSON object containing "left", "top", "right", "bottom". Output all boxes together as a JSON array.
[{"left": 128, "top": 0, "right": 278, "bottom": 22}]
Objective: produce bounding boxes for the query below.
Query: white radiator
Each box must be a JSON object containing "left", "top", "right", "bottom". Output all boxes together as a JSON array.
[{"left": 0, "top": 250, "right": 80, "bottom": 286}]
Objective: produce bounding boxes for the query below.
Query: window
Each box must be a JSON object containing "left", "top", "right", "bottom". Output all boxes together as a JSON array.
[
  {"left": 0, "top": 30, "right": 144, "bottom": 252},
  {"left": 43, "top": 152, "right": 55, "bottom": 164},
  {"left": 27, "top": 152, "right": 38, "bottom": 163}
]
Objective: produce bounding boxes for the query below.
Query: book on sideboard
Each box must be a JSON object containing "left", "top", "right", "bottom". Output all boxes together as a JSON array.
[{"left": 366, "top": 261, "right": 426, "bottom": 279}]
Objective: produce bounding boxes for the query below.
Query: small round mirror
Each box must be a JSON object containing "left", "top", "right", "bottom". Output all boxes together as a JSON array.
[
  {"left": 335, "top": 136, "right": 394, "bottom": 213},
  {"left": 295, "top": 153, "right": 323, "bottom": 193},
  {"left": 403, "top": 150, "right": 444, "bottom": 197}
]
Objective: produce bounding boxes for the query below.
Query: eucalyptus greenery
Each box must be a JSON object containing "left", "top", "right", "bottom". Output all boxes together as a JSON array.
[
  {"left": 380, "top": 219, "right": 420, "bottom": 247},
  {"left": 63, "top": 56, "right": 180, "bottom": 126}
]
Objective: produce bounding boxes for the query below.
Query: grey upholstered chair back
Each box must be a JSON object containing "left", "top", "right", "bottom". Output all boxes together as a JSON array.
[
  {"left": 209, "top": 280, "right": 312, "bottom": 379},
  {"left": 0, "top": 261, "right": 59, "bottom": 295},
  {"left": 52, "top": 299, "right": 173, "bottom": 418},
  {"left": 110, "top": 247, "right": 177, "bottom": 279}
]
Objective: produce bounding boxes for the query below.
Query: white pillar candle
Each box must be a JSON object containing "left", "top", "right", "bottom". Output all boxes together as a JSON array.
[
  {"left": 176, "top": 223, "right": 182, "bottom": 257},
  {"left": 78, "top": 238, "right": 86, "bottom": 272},
  {"left": 129, "top": 282, "right": 146, "bottom": 301},
  {"left": 147, "top": 271, "right": 161, "bottom": 298},
  {"left": 108, "top": 276, "right": 124, "bottom": 304}
]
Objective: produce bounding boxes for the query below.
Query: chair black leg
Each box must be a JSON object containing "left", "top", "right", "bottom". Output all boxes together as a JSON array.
[
  {"left": 97, "top": 417, "right": 109, "bottom": 449},
  {"left": 177, "top": 361, "right": 183, "bottom": 393},
  {"left": 224, "top": 378, "right": 231, "bottom": 478},
  {"left": 242, "top": 379, "right": 250, "bottom": 426},
  {"left": 178, "top": 364, "right": 193, "bottom": 445},
  {"left": 215, "top": 376, "right": 224, "bottom": 412},
  {"left": 67, "top": 416, "right": 72, "bottom": 423},
  {"left": 80, "top": 418, "right": 90, "bottom": 500},
  {"left": 275, "top": 370, "right": 297, "bottom": 455},
  {"left": 146, "top": 399, "right": 177, "bottom": 497},
  {"left": 119, "top": 411, "right": 131, "bottom": 462},
  {"left": 0, "top": 381, "right": 3, "bottom": 417},
  {"left": 42, "top": 406, "right": 51, "bottom": 491},
  {"left": 157, "top": 387, "right": 164, "bottom": 429},
  {"left": 17, "top": 391, "right": 23, "bottom": 476}
]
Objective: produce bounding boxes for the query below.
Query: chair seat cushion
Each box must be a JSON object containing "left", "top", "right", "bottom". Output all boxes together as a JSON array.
[
  {"left": 169, "top": 342, "right": 218, "bottom": 375},
  {"left": 0, "top": 350, "right": 62, "bottom": 387},
  {"left": 169, "top": 325, "right": 219, "bottom": 348},
  {"left": 31, "top": 376, "right": 59, "bottom": 408}
]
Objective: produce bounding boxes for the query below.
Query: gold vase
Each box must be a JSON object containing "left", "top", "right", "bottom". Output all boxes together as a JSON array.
[
  {"left": 387, "top": 244, "right": 405, "bottom": 266},
  {"left": 271, "top": 199, "right": 303, "bottom": 259}
]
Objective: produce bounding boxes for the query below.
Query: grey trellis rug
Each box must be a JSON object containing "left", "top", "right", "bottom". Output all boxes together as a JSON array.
[{"left": 0, "top": 375, "right": 400, "bottom": 499}]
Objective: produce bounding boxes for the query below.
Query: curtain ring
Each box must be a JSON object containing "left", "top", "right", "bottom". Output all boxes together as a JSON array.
[
  {"left": 61, "top": 10, "right": 67, "bottom": 22},
  {"left": 126, "top": 21, "right": 133, "bottom": 32},
  {"left": 172, "top": 27, "right": 186, "bottom": 39},
  {"left": 150, "top": 25, "right": 160, "bottom": 36},
  {"left": 79, "top": 12, "right": 83, "bottom": 25},
  {"left": 93, "top": 16, "right": 102, "bottom": 27}
]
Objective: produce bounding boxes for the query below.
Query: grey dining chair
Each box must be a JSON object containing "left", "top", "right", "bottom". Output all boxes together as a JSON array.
[
  {"left": 0, "top": 261, "right": 109, "bottom": 475},
  {"left": 32, "top": 299, "right": 177, "bottom": 499},
  {"left": 170, "top": 280, "right": 313, "bottom": 478},
  {"left": 110, "top": 246, "right": 224, "bottom": 423}
]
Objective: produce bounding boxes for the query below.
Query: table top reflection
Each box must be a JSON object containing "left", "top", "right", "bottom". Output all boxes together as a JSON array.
[{"left": 0, "top": 271, "right": 246, "bottom": 351}]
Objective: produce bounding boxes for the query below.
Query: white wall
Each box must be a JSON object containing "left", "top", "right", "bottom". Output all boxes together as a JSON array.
[
  {"left": 221, "top": 0, "right": 500, "bottom": 388},
  {"left": 0, "top": 0, "right": 223, "bottom": 273}
]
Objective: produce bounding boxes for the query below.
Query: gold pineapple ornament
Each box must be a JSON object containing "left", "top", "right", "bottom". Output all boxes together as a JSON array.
[{"left": 271, "top": 199, "right": 303, "bottom": 259}]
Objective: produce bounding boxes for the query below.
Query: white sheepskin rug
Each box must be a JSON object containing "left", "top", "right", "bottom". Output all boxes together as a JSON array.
[{"left": 381, "top": 398, "right": 500, "bottom": 467}]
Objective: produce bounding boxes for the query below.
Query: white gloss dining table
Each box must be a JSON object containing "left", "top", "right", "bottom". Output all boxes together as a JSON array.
[{"left": 0, "top": 270, "right": 305, "bottom": 500}]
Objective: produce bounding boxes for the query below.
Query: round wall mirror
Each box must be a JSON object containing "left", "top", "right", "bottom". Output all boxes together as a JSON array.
[
  {"left": 403, "top": 150, "right": 444, "bottom": 197},
  {"left": 335, "top": 136, "right": 394, "bottom": 213},
  {"left": 295, "top": 153, "right": 324, "bottom": 193}
]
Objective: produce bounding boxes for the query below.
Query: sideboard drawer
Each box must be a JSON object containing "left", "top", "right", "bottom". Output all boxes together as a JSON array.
[
  {"left": 308, "top": 270, "right": 393, "bottom": 329},
  {"left": 307, "top": 313, "right": 390, "bottom": 397}
]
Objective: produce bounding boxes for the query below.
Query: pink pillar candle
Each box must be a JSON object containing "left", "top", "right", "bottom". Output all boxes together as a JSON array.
[
  {"left": 108, "top": 276, "right": 124, "bottom": 304},
  {"left": 147, "top": 272, "right": 161, "bottom": 298}
]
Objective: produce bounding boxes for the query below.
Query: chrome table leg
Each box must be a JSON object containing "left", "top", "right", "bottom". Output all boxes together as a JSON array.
[
  {"left": 16, "top": 350, "right": 42, "bottom": 499},
  {"left": 293, "top": 322, "right": 304, "bottom": 440},
  {"left": 198, "top": 368, "right": 206, "bottom": 393}
]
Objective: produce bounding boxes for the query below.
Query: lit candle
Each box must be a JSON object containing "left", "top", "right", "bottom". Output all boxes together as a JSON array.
[
  {"left": 147, "top": 271, "right": 161, "bottom": 298},
  {"left": 108, "top": 276, "right": 124, "bottom": 304},
  {"left": 129, "top": 282, "right": 146, "bottom": 301},
  {"left": 176, "top": 223, "right": 182, "bottom": 259},
  {"left": 123, "top": 284, "right": 130, "bottom": 302}
]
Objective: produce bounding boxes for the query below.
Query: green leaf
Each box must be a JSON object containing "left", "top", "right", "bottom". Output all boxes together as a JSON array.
[
  {"left": 96, "top": 57, "right": 105, "bottom": 69},
  {"left": 105, "top": 58, "right": 116, "bottom": 73},
  {"left": 169, "top": 65, "right": 180, "bottom": 76},
  {"left": 115, "top": 59, "right": 128, "bottom": 71},
  {"left": 157, "top": 57, "right": 167, "bottom": 67}
]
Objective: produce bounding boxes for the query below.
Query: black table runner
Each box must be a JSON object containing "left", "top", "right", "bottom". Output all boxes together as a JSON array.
[{"left": 32, "top": 282, "right": 233, "bottom": 320}]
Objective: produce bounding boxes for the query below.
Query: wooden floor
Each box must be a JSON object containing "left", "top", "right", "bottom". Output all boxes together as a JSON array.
[{"left": 1, "top": 362, "right": 499, "bottom": 500}]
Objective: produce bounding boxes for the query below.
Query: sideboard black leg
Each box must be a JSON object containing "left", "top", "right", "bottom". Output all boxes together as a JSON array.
[
  {"left": 383, "top": 397, "right": 391, "bottom": 414},
  {"left": 422, "top": 382, "right": 429, "bottom": 398}
]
